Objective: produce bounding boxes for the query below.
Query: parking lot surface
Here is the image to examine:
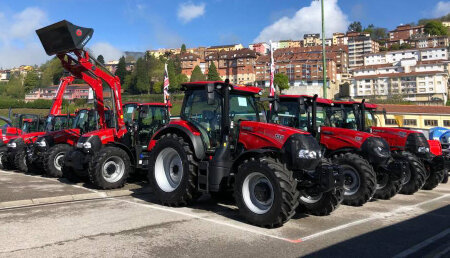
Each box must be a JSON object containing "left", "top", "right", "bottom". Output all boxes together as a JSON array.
[{"left": 0, "top": 169, "right": 449, "bottom": 257}]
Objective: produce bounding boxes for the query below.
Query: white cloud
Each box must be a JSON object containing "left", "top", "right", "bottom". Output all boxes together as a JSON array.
[
  {"left": 254, "top": 0, "right": 349, "bottom": 43},
  {"left": 177, "top": 2, "right": 205, "bottom": 23},
  {"left": 89, "top": 42, "right": 124, "bottom": 62},
  {"left": 432, "top": 1, "right": 450, "bottom": 17},
  {"left": 0, "top": 7, "right": 49, "bottom": 68}
]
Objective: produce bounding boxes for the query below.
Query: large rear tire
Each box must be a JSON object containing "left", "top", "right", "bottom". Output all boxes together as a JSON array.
[
  {"left": 1, "top": 152, "right": 15, "bottom": 170},
  {"left": 235, "top": 155, "right": 299, "bottom": 228},
  {"left": 332, "top": 153, "right": 376, "bottom": 206},
  {"left": 44, "top": 144, "right": 72, "bottom": 177},
  {"left": 392, "top": 151, "right": 427, "bottom": 195},
  {"left": 373, "top": 171, "right": 402, "bottom": 200},
  {"left": 422, "top": 169, "right": 445, "bottom": 190},
  {"left": 88, "top": 147, "right": 131, "bottom": 189},
  {"left": 148, "top": 133, "right": 198, "bottom": 206},
  {"left": 14, "top": 150, "right": 28, "bottom": 173}
]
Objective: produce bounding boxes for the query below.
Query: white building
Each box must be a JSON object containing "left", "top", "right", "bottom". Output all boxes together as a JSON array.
[
  {"left": 364, "top": 47, "right": 448, "bottom": 66},
  {"left": 348, "top": 34, "right": 379, "bottom": 68}
]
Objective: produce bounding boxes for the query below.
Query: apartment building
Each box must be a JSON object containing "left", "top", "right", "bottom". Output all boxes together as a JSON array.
[
  {"left": 249, "top": 42, "right": 270, "bottom": 55},
  {"left": 364, "top": 47, "right": 448, "bottom": 66},
  {"left": 410, "top": 35, "right": 449, "bottom": 49},
  {"left": 205, "top": 44, "right": 244, "bottom": 56},
  {"left": 180, "top": 53, "right": 206, "bottom": 77},
  {"left": 333, "top": 32, "right": 347, "bottom": 45},
  {"left": 348, "top": 33, "right": 380, "bottom": 68},
  {"left": 25, "top": 85, "right": 91, "bottom": 102},
  {"left": 0, "top": 70, "right": 11, "bottom": 81},
  {"left": 275, "top": 45, "right": 349, "bottom": 73},
  {"left": 389, "top": 24, "right": 425, "bottom": 41},
  {"left": 350, "top": 59, "right": 448, "bottom": 105},
  {"left": 303, "top": 34, "right": 321, "bottom": 47}
]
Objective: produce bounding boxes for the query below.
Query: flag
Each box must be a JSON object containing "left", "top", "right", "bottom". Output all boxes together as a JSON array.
[
  {"left": 163, "top": 63, "right": 170, "bottom": 106},
  {"left": 269, "top": 40, "right": 275, "bottom": 109}
]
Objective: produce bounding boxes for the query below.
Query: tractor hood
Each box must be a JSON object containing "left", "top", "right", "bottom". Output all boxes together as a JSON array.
[{"left": 320, "top": 126, "right": 373, "bottom": 150}]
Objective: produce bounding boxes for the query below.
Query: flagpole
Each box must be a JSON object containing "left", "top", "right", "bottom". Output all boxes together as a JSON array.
[
  {"left": 321, "top": 0, "right": 328, "bottom": 98},
  {"left": 269, "top": 40, "right": 275, "bottom": 110},
  {"left": 163, "top": 63, "right": 171, "bottom": 114}
]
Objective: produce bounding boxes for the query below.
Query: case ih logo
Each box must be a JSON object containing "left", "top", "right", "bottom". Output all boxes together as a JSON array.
[{"left": 76, "top": 29, "right": 82, "bottom": 37}]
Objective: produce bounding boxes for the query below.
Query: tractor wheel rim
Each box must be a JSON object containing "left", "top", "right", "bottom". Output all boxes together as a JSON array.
[
  {"left": 54, "top": 152, "right": 65, "bottom": 171},
  {"left": 342, "top": 165, "right": 360, "bottom": 196},
  {"left": 242, "top": 172, "right": 274, "bottom": 215},
  {"left": 300, "top": 193, "right": 323, "bottom": 204},
  {"left": 102, "top": 156, "right": 125, "bottom": 183},
  {"left": 155, "top": 147, "right": 183, "bottom": 192},
  {"left": 401, "top": 169, "right": 411, "bottom": 185},
  {"left": 376, "top": 174, "right": 389, "bottom": 190}
]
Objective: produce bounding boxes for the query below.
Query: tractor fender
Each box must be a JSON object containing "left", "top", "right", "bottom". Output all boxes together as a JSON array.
[
  {"left": 326, "top": 147, "right": 360, "bottom": 159},
  {"left": 106, "top": 141, "right": 136, "bottom": 167},
  {"left": 231, "top": 148, "right": 280, "bottom": 173},
  {"left": 150, "top": 124, "right": 206, "bottom": 160}
]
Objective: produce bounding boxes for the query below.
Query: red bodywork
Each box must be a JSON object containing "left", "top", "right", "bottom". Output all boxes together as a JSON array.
[
  {"left": 370, "top": 127, "right": 421, "bottom": 151},
  {"left": 428, "top": 139, "right": 443, "bottom": 156},
  {"left": 0, "top": 127, "right": 22, "bottom": 145},
  {"left": 320, "top": 127, "right": 374, "bottom": 151}
]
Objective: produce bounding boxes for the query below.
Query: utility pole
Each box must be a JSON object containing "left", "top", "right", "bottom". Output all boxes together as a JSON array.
[{"left": 320, "top": 0, "right": 327, "bottom": 98}]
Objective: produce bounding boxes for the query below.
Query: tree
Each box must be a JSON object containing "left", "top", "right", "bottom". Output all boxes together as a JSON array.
[
  {"left": 379, "top": 46, "right": 388, "bottom": 52},
  {"left": 190, "top": 65, "right": 206, "bottom": 82},
  {"left": 40, "top": 57, "right": 63, "bottom": 86},
  {"left": 167, "top": 60, "right": 180, "bottom": 92},
  {"left": 207, "top": 62, "right": 221, "bottom": 81},
  {"left": 4, "top": 75, "right": 24, "bottom": 98},
  {"left": 274, "top": 73, "right": 289, "bottom": 92},
  {"left": 389, "top": 43, "right": 400, "bottom": 51},
  {"left": 97, "top": 55, "right": 105, "bottom": 65},
  {"left": 152, "top": 81, "right": 163, "bottom": 94},
  {"left": 371, "top": 28, "right": 387, "bottom": 40},
  {"left": 178, "top": 73, "right": 189, "bottom": 85},
  {"left": 424, "top": 21, "right": 448, "bottom": 36},
  {"left": 23, "top": 70, "right": 40, "bottom": 93},
  {"left": 181, "top": 44, "right": 187, "bottom": 53},
  {"left": 399, "top": 43, "right": 413, "bottom": 49},
  {"left": 348, "top": 21, "right": 362, "bottom": 32},
  {"left": 134, "top": 58, "right": 150, "bottom": 94},
  {"left": 115, "top": 56, "right": 127, "bottom": 85}
]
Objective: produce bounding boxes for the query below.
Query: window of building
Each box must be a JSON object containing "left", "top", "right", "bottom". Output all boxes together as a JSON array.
[
  {"left": 385, "top": 119, "right": 397, "bottom": 125},
  {"left": 425, "top": 120, "right": 438, "bottom": 126},
  {"left": 403, "top": 119, "right": 417, "bottom": 126},
  {"left": 444, "top": 120, "right": 450, "bottom": 127}
]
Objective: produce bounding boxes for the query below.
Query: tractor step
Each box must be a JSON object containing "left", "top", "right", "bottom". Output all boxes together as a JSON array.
[{"left": 198, "top": 161, "right": 209, "bottom": 192}]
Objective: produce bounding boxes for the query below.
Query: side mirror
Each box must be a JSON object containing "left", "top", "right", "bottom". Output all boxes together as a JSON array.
[
  {"left": 298, "top": 97, "right": 306, "bottom": 114},
  {"left": 207, "top": 83, "right": 215, "bottom": 105},
  {"left": 383, "top": 108, "right": 387, "bottom": 121}
]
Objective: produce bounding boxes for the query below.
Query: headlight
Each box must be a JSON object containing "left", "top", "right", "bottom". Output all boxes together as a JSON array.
[
  {"left": 374, "top": 146, "right": 390, "bottom": 158},
  {"left": 36, "top": 139, "right": 47, "bottom": 147},
  {"left": 418, "top": 146, "right": 429, "bottom": 153},
  {"left": 7, "top": 142, "right": 16, "bottom": 148},
  {"left": 77, "top": 142, "right": 92, "bottom": 149},
  {"left": 299, "top": 149, "right": 321, "bottom": 159}
]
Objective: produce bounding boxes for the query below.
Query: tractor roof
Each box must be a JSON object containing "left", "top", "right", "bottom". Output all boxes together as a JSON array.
[
  {"left": 334, "top": 100, "right": 378, "bottom": 109},
  {"left": 123, "top": 102, "right": 170, "bottom": 107},
  {"left": 182, "top": 81, "right": 262, "bottom": 94},
  {"left": 279, "top": 95, "right": 333, "bottom": 105}
]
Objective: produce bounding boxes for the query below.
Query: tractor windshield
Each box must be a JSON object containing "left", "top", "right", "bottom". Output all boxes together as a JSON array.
[
  {"left": 274, "top": 99, "right": 330, "bottom": 131},
  {"left": 44, "top": 115, "right": 70, "bottom": 132},
  {"left": 329, "top": 106, "right": 359, "bottom": 130},
  {"left": 365, "top": 109, "right": 378, "bottom": 127},
  {"left": 71, "top": 109, "right": 98, "bottom": 134}
]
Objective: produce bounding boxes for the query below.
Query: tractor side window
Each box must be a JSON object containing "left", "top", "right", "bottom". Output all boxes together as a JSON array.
[
  {"left": 229, "top": 94, "right": 259, "bottom": 123},
  {"left": 329, "top": 108, "right": 344, "bottom": 127},
  {"left": 53, "top": 117, "right": 67, "bottom": 131},
  {"left": 138, "top": 107, "right": 167, "bottom": 144},
  {"left": 342, "top": 107, "right": 357, "bottom": 130},
  {"left": 183, "top": 90, "right": 222, "bottom": 148},
  {"left": 315, "top": 106, "right": 328, "bottom": 128},
  {"left": 365, "top": 111, "right": 377, "bottom": 127},
  {"left": 123, "top": 104, "right": 137, "bottom": 125}
]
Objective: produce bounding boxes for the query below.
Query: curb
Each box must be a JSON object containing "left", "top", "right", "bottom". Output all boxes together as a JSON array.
[{"left": 0, "top": 188, "right": 152, "bottom": 210}]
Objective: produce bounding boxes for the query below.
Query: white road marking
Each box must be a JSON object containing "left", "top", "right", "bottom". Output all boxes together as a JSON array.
[
  {"left": 392, "top": 228, "right": 450, "bottom": 258},
  {"left": 301, "top": 193, "right": 450, "bottom": 242}
]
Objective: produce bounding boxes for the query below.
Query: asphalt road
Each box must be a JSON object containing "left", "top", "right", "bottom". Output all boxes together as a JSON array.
[{"left": 0, "top": 169, "right": 449, "bottom": 258}]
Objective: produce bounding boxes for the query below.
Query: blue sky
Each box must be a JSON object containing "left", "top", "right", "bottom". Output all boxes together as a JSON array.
[{"left": 0, "top": 0, "right": 449, "bottom": 68}]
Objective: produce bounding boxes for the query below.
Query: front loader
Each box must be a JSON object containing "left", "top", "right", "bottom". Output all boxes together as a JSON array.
[
  {"left": 146, "top": 81, "right": 344, "bottom": 228},
  {"left": 36, "top": 20, "right": 170, "bottom": 188}
]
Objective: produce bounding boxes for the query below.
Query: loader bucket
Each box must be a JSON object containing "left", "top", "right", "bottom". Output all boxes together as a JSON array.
[{"left": 36, "top": 20, "right": 94, "bottom": 55}]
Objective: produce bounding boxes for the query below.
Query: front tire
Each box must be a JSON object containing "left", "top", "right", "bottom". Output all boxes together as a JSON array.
[
  {"left": 373, "top": 172, "right": 402, "bottom": 200},
  {"left": 44, "top": 144, "right": 72, "bottom": 177},
  {"left": 442, "top": 170, "right": 448, "bottom": 183},
  {"left": 422, "top": 169, "right": 445, "bottom": 190},
  {"left": 148, "top": 133, "right": 198, "bottom": 206},
  {"left": 88, "top": 147, "right": 131, "bottom": 189},
  {"left": 332, "top": 153, "right": 376, "bottom": 206},
  {"left": 392, "top": 151, "right": 427, "bottom": 195},
  {"left": 235, "top": 155, "right": 299, "bottom": 228},
  {"left": 1, "top": 152, "right": 15, "bottom": 170},
  {"left": 14, "top": 150, "right": 28, "bottom": 173}
]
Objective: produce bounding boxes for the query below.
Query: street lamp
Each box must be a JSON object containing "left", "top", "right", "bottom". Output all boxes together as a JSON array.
[{"left": 319, "top": 0, "right": 327, "bottom": 98}]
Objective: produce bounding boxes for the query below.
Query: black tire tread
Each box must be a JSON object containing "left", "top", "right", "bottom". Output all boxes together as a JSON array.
[
  {"left": 422, "top": 169, "right": 445, "bottom": 190},
  {"left": 14, "top": 150, "right": 28, "bottom": 173},
  {"left": 392, "top": 151, "right": 427, "bottom": 195},
  {"left": 88, "top": 147, "right": 131, "bottom": 189},
  {"left": 43, "top": 144, "right": 71, "bottom": 178}
]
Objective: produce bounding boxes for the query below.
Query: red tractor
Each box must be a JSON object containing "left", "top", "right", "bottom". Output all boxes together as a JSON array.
[
  {"left": 271, "top": 95, "right": 407, "bottom": 206},
  {"left": 146, "top": 81, "right": 343, "bottom": 228},
  {"left": 36, "top": 20, "right": 170, "bottom": 188},
  {"left": 337, "top": 100, "right": 449, "bottom": 193}
]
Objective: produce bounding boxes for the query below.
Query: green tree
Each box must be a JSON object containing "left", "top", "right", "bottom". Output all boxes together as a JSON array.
[
  {"left": 379, "top": 46, "right": 388, "bottom": 52},
  {"left": 23, "top": 70, "right": 40, "bottom": 93},
  {"left": 399, "top": 43, "right": 413, "bottom": 49},
  {"left": 424, "top": 21, "right": 448, "bottom": 36},
  {"left": 178, "top": 73, "right": 189, "bottom": 85},
  {"left": 274, "top": 73, "right": 289, "bottom": 92},
  {"left": 181, "top": 44, "right": 187, "bottom": 53},
  {"left": 4, "top": 75, "right": 24, "bottom": 98},
  {"left": 40, "top": 57, "right": 63, "bottom": 86},
  {"left": 134, "top": 58, "right": 150, "bottom": 94},
  {"left": 152, "top": 81, "right": 163, "bottom": 94},
  {"left": 389, "top": 43, "right": 400, "bottom": 51},
  {"left": 167, "top": 60, "right": 180, "bottom": 92},
  {"left": 97, "top": 55, "right": 105, "bottom": 65},
  {"left": 348, "top": 21, "right": 362, "bottom": 32},
  {"left": 190, "top": 65, "right": 206, "bottom": 82},
  {"left": 122, "top": 74, "right": 135, "bottom": 93},
  {"left": 115, "top": 56, "right": 127, "bottom": 85},
  {"left": 207, "top": 62, "right": 221, "bottom": 81}
]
